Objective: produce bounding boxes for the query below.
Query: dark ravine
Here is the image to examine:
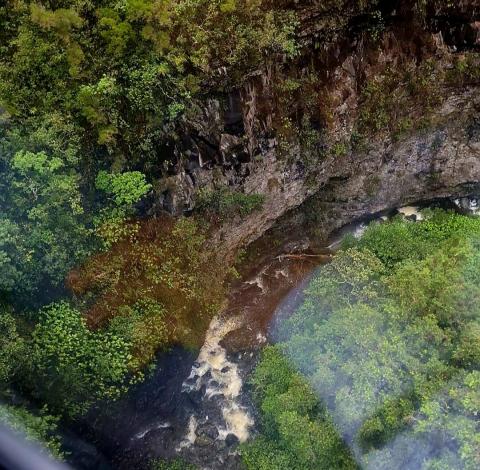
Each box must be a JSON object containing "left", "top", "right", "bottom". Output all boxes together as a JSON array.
[
  {"left": 70, "top": 195, "right": 480, "bottom": 470},
  {"left": 73, "top": 236, "right": 323, "bottom": 470}
]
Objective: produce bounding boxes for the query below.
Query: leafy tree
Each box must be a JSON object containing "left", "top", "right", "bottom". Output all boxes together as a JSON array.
[
  {"left": 355, "top": 210, "right": 480, "bottom": 268},
  {"left": 453, "top": 322, "right": 480, "bottom": 369},
  {"left": 30, "top": 301, "right": 136, "bottom": 417},
  {"left": 248, "top": 212, "right": 480, "bottom": 470},
  {"left": 366, "top": 371, "right": 480, "bottom": 470},
  {"left": 0, "top": 149, "right": 92, "bottom": 302},
  {"left": 242, "top": 346, "right": 357, "bottom": 470},
  {"left": 94, "top": 169, "right": 152, "bottom": 248},
  {"left": 241, "top": 436, "right": 295, "bottom": 470}
]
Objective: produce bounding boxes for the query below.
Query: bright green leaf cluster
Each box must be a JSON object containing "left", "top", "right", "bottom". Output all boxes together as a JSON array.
[
  {"left": 96, "top": 170, "right": 152, "bottom": 206},
  {"left": 30, "top": 301, "right": 137, "bottom": 417}
]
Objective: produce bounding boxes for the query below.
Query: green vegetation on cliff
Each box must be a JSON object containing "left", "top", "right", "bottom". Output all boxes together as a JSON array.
[
  {"left": 0, "top": 0, "right": 478, "bottom": 463},
  {"left": 0, "top": 0, "right": 298, "bottom": 168},
  {"left": 197, "top": 186, "right": 265, "bottom": 221}
]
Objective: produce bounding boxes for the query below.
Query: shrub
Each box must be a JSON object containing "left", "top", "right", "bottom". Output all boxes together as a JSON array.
[
  {"left": 68, "top": 216, "right": 227, "bottom": 352},
  {"left": 150, "top": 458, "right": 197, "bottom": 470},
  {"left": 196, "top": 187, "right": 265, "bottom": 220},
  {"left": 30, "top": 302, "right": 136, "bottom": 416},
  {"left": 356, "top": 60, "right": 443, "bottom": 141},
  {"left": 108, "top": 299, "right": 168, "bottom": 371}
]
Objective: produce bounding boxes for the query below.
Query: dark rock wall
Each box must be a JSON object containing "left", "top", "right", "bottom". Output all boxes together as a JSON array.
[
  {"left": 305, "top": 90, "right": 480, "bottom": 240},
  {"left": 152, "top": 1, "right": 480, "bottom": 255}
]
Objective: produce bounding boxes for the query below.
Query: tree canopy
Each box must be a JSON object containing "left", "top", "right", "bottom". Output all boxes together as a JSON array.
[{"left": 246, "top": 211, "right": 480, "bottom": 470}]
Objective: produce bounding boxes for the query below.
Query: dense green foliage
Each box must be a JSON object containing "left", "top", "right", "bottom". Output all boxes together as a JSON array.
[
  {"left": 0, "top": 308, "right": 64, "bottom": 458},
  {"left": 247, "top": 211, "right": 480, "bottom": 470},
  {"left": 0, "top": 142, "right": 151, "bottom": 305},
  {"left": 108, "top": 298, "right": 168, "bottom": 371},
  {"left": 0, "top": 308, "right": 26, "bottom": 384},
  {"left": 0, "top": 0, "right": 298, "bottom": 168},
  {"left": 241, "top": 346, "right": 357, "bottom": 469},
  {"left": 0, "top": 404, "right": 63, "bottom": 459},
  {"left": 30, "top": 301, "right": 136, "bottom": 417},
  {"left": 0, "top": 148, "right": 92, "bottom": 302},
  {"left": 96, "top": 170, "right": 152, "bottom": 206},
  {"left": 150, "top": 457, "right": 198, "bottom": 470}
]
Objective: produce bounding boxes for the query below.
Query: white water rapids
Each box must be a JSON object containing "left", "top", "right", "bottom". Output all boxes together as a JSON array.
[
  {"left": 173, "top": 197, "right": 480, "bottom": 458},
  {"left": 454, "top": 196, "right": 480, "bottom": 215},
  {"left": 180, "top": 314, "right": 254, "bottom": 447},
  {"left": 179, "top": 202, "right": 433, "bottom": 454}
]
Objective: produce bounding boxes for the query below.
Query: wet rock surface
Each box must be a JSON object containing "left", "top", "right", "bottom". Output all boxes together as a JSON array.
[
  {"left": 145, "top": 1, "right": 480, "bottom": 260},
  {"left": 295, "top": 91, "right": 480, "bottom": 241}
]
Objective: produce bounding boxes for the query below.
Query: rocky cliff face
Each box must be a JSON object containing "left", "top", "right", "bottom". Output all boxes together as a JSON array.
[
  {"left": 152, "top": 0, "right": 480, "bottom": 255},
  {"left": 302, "top": 89, "right": 480, "bottom": 239}
]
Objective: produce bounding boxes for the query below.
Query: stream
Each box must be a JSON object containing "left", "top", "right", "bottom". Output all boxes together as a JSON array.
[
  {"left": 73, "top": 196, "right": 480, "bottom": 470},
  {"left": 84, "top": 239, "right": 322, "bottom": 470}
]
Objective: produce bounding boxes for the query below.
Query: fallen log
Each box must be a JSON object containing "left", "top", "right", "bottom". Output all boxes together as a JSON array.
[{"left": 276, "top": 253, "right": 332, "bottom": 261}]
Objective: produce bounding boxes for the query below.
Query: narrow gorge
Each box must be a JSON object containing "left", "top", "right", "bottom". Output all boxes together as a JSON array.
[{"left": 0, "top": 2, "right": 479, "bottom": 470}]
